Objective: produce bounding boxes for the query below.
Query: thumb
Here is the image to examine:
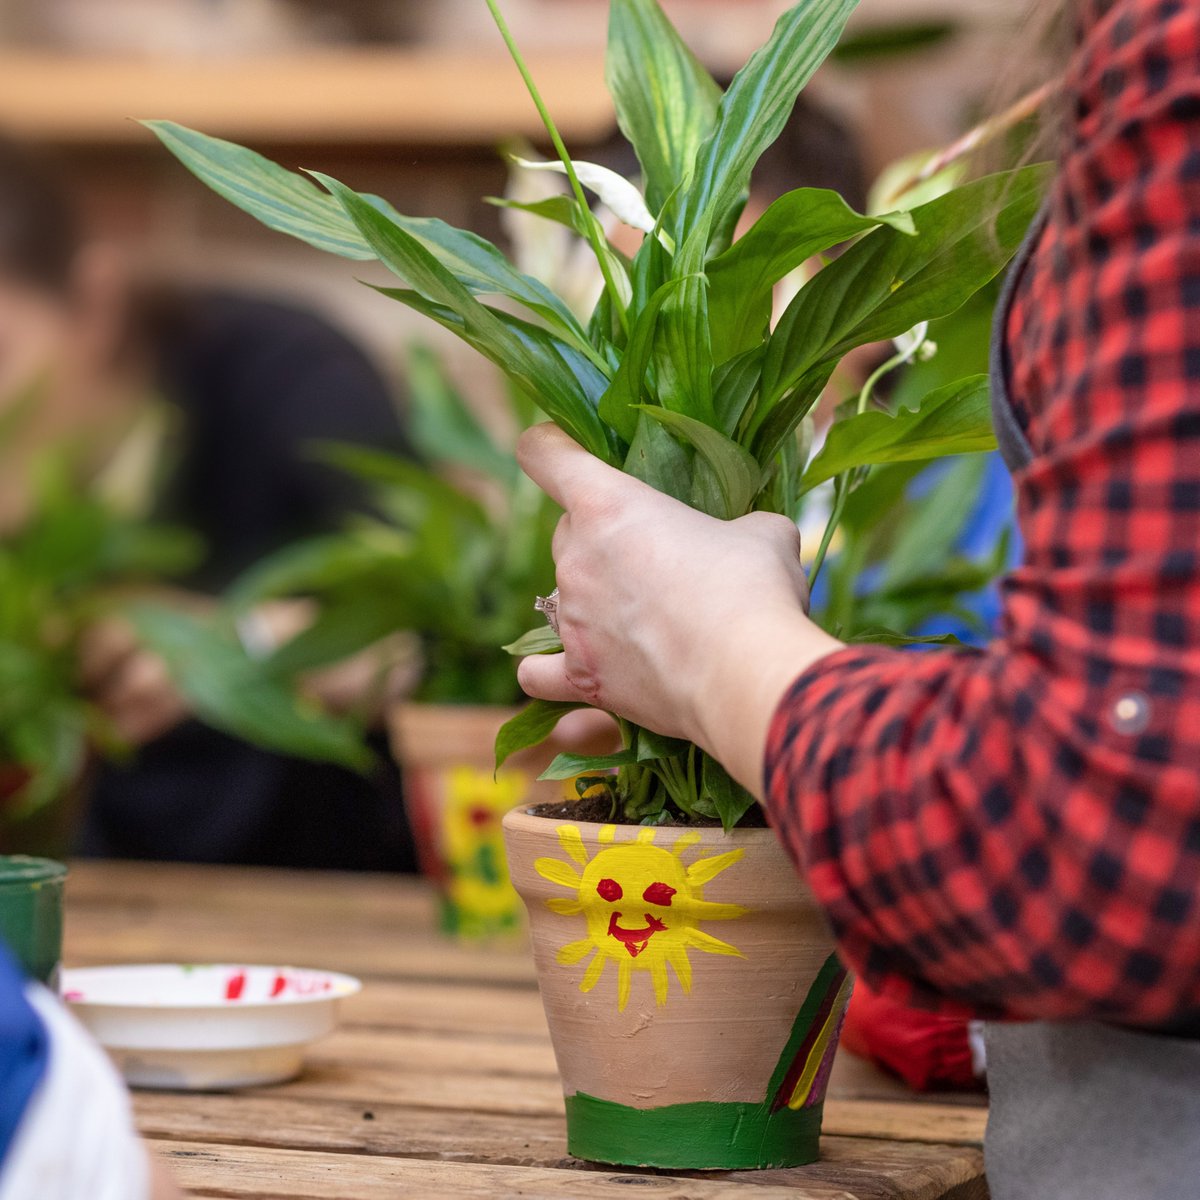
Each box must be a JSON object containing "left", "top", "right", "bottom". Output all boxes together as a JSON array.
[
  {"left": 517, "top": 652, "right": 598, "bottom": 706},
  {"left": 516, "top": 423, "right": 624, "bottom": 513}
]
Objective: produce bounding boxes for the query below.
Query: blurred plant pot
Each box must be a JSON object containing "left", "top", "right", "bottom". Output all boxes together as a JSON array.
[
  {"left": 387, "top": 704, "right": 608, "bottom": 939},
  {"left": 502, "top": 808, "right": 852, "bottom": 1169},
  {"left": 0, "top": 764, "right": 90, "bottom": 861}
]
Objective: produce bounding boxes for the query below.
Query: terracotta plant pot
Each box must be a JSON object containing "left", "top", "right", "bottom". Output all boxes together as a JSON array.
[
  {"left": 387, "top": 704, "right": 583, "bottom": 939},
  {"left": 503, "top": 808, "right": 852, "bottom": 1169}
]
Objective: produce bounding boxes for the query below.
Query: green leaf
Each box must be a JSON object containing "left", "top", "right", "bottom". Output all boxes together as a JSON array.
[
  {"left": 539, "top": 748, "right": 637, "bottom": 781},
  {"left": 636, "top": 408, "right": 761, "bottom": 519},
  {"left": 801, "top": 375, "right": 995, "bottom": 491},
  {"left": 368, "top": 281, "right": 616, "bottom": 465},
  {"left": 130, "top": 604, "right": 372, "bottom": 771},
  {"left": 622, "top": 410, "right": 693, "bottom": 505},
  {"left": 404, "top": 344, "right": 516, "bottom": 484},
  {"left": 654, "top": 273, "right": 716, "bottom": 426},
  {"left": 674, "top": 0, "right": 860, "bottom": 247},
  {"left": 226, "top": 532, "right": 406, "bottom": 609},
  {"left": 598, "top": 275, "right": 693, "bottom": 441},
  {"left": 495, "top": 699, "right": 588, "bottom": 772},
  {"left": 146, "top": 121, "right": 596, "bottom": 357},
  {"left": 707, "top": 188, "right": 914, "bottom": 364},
  {"left": 144, "top": 120, "right": 375, "bottom": 258},
  {"left": 314, "top": 442, "right": 490, "bottom": 532},
  {"left": 831, "top": 20, "right": 958, "bottom": 63},
  {"left": 606, "top": 0, "right": 723, "bottom": 212},
  {"left": 756, "top": 163, "right": 1049, "bottom": 458},
  {"left": 845, "top": 627, "right": 966, "bottom": 647},
  {"left": 701, "top": 755, "right": 758, "bottom": 832},
  {"left": 713, "top": 346, "right": 766, "bottom": 436},
  {"left": 880, "top": 454, "right": 990, "bottom": 591},
  {"left": 503, "top": 626, "right": 564, "bottom": 657},
  {"left": 487, "top": 192, "right": 585, "bottom": 234},
  {"left": 264, "top": 593, "right": 404, "bottom": 676},
  {"left": 634, "top": 727, "right": 689, "bottom": 762}
]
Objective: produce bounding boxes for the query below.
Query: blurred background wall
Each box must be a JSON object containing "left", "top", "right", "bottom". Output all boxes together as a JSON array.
[{"left": 0, "top": 0, "right": 1021, "bottom": 393}]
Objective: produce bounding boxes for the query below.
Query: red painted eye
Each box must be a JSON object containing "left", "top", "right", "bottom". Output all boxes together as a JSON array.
[
  {"left": 596, "top": 878, "right": 622, "bottom": 902},
  {"left": 642, "top": 882, "right": 676, "bottom": 907}
]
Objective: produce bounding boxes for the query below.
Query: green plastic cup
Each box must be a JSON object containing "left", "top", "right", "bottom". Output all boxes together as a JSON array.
[{"left": 0, "top": 857, "right": 67, "bottom": 987}]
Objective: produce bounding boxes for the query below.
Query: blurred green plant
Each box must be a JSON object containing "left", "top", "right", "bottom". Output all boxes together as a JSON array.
[
  {"left": 222, "top": 343, "right": 560, "bottom": 708},
  {"left": 0, "top": 435, "right": 372, "bottom": 840},
  {"left": 148, "top": 0, "right": 1046, "bottom": 830},
  {"left": 0, "top": 448, "right": 198, "bottom": 822}
]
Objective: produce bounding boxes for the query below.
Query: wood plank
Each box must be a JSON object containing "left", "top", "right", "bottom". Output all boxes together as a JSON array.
[
  {"left": 135, "top": 1093, "right": 569, "bottom": 1165},
  {"left": 66, "top": 860, "right": 422, "bottom": 918},
  {"left": 134, "top": 1088, "right": 985, "bottom": 1159},
  {"left": 302, "top": 1025, "right": 559, "bottom": 1078},
  {"left": 65, "top": 907, "right": 538, "bottom": 986},
  {"left": 828, "top": 1048, "right": 987, "bottom": 1109},
  {"left": 822, "top": 1101, "right": 987, "bottom": 1147},
  {"left": 728, "top": 1141, "right": 985, "bottom": 1200},
  {"left": 231, "top": 1030, "right": 988, "bottom": 1147},
  {"left": 146, "top": 1060, "right": 989, "bottom": 1146},
  {"left": 241, "top": 1059, "right": 566, "bottom": 1117},
  {"left": 339, "top": 979, "right": 549, "bottom": 1038},
  {"left": 154, "top": 1139, "right": 863, "bottom": 1199},
  {"left": 0, "top": 49, "right": 614, "bottom": 146}
]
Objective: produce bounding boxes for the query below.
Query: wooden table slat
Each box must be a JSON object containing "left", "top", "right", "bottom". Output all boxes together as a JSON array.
[{"left": 156, "top": 1136, "right": 983, "bottom": 1200}]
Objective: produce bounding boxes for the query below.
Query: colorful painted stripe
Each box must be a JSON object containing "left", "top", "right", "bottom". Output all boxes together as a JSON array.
[{"left": 769, "top": 955, "right": 853, "bottom": 1112}]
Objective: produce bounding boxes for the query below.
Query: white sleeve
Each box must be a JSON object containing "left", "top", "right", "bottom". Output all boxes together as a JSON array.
[{"left": 0, "top": 984, "right": 150, "bottom": 1200}]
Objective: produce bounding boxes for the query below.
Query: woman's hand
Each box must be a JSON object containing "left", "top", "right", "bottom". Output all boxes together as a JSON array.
[{"left": 516, "top": 425, "right": 843, "bottom": 796}]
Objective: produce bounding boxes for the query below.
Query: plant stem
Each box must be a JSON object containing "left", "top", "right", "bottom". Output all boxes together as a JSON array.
[
  {"left": 808, "top": 473, "right": 851, "bottom": 588},
  {"left": 855, "top": 328, "right": 929, "bottom": 415},
  {"left": 809, "top": 327, "right": 933, "bottom": 587},
  {"left": 484, "top": 0, "right": 630, "bottom": 337},
  {"left": 884, "top": 80, "right": 1057, "bottom": 209}
]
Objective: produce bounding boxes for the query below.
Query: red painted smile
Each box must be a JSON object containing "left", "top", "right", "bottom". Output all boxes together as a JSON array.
[{"left": 607, "top": 911, "right": 666, "bottom": 958}]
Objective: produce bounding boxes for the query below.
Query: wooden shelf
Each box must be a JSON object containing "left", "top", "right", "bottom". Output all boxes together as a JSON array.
[{"left": 0, "top": 48, "right": 614, "bottom": 146}]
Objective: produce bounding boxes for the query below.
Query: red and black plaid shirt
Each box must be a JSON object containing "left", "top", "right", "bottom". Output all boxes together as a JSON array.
[{"left": 765, "top": 0, "right": 1200, "bottom": 1026}]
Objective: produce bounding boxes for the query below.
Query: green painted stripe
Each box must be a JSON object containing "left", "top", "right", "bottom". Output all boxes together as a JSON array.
[
  {"left": 565, "top": 1090, "right": 823, "bottom": 1169},
  {"left": 765, "top": 952, "right": 850, "bottom": 1099}
]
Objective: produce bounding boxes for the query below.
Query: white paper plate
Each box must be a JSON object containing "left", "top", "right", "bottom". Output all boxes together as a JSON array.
[{"left": 62, "top": 964, "right": 361, "bottom": 1090}]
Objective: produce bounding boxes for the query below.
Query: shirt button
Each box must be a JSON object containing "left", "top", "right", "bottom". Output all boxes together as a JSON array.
[{"left": 1110, "top": 692, "right": 1150, "bottom": 736}]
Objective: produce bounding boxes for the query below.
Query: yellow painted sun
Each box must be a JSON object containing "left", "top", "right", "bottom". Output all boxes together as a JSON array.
[{"left": 535, "top": 824, "right": 747, "bottom": 1012}]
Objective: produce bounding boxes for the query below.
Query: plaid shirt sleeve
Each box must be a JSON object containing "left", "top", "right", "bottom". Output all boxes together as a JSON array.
[{"left": 764, "top": 0, "right": 1200, "bottom": 1026}]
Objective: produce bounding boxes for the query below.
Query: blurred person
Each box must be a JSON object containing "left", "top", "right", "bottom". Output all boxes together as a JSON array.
[
  {"left": 0, "top": 943, "right": 179, "bottom": 1199},
  {"left": 0, "top": 135, "right": 415, "bottom": 871}
]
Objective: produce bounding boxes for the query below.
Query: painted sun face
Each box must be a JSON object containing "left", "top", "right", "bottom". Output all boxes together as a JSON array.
[{"left": 535, "top": 824, "right": 747, "bottom": 1012}]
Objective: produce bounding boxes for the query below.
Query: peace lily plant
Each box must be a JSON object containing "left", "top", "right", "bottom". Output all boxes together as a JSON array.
[{"left": 148, "top": 0, "right": 1045, "bottom": 834}]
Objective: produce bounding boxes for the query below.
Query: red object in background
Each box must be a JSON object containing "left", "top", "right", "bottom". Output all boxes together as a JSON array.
[
  {"left": 0, "top": 766, "right": 30, "bottom": 806},
  {"left": 841, "top": 985, "right": 983, "bottom": 1092}
]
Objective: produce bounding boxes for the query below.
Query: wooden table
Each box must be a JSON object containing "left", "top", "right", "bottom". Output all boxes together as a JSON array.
[{"left": 65, "top": 861, "right": 989, "bottom": 1199}]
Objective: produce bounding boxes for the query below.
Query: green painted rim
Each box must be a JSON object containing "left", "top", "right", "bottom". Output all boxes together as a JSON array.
[
  {"left": 565, "top": 1092, "right": 823, "bottom": 1169},
  {"left": 0, "top": 856, "right": 67, "bottom": 887}
]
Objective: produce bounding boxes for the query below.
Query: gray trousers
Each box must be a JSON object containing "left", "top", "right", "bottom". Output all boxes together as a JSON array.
[{"left": 985, "top": 1021, "right": 1200, "bottom": 1199}]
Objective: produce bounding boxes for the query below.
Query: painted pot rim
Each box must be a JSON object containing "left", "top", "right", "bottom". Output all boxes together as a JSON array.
[
  {"left": 387, "top": 702, "right": 518, "bottom": 772},
  {"left": 502, "top": 804, "right": 801, "bottom": 854}
]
